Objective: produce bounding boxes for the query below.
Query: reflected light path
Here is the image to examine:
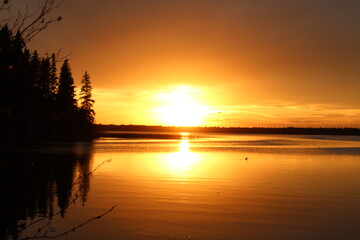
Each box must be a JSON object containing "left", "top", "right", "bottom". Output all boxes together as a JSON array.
[{"left": 163, "top": 134, "right": 201, "bottom": 177}]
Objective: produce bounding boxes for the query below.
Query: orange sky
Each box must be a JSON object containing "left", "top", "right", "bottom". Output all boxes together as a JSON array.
[{"left": 9, "top": 0, "right": 360, "bottom": 127}]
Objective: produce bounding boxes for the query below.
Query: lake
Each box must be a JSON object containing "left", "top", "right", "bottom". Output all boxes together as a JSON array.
[{"left": 2, "top": 133, "right": 360, "bottom": 240}]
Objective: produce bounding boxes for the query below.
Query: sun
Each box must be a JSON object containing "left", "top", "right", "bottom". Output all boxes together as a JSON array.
[
  {"left": 158, "top": 102, "right": 206, "bottom": 126},
  {"left": 154, "top": 86, "right": 207, "bottom": 126}
]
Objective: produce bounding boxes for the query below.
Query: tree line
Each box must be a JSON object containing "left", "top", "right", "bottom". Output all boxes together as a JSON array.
[{"left": 0, "top": 25, "right": 95, "bottom": 146}]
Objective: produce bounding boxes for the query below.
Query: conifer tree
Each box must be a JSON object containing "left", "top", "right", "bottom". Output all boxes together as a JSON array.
[
  {"left": 49, "top": 53, "right": 58, "bottom": 98},
  {"left": 79, "top": 71, "right": 95, "bottom": 124},
  {"left": 57, "top": 59, "right": 77, "bottom": 114},
  {"left": 39, "top": 57, "right": 51, "bottom": 99}
]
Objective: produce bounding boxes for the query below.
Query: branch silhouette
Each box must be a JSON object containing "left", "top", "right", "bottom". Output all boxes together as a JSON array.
[
  {"left": 21, "top": 206, "right": 116, "bottom": 240},
  {"left": 1, "top": 0, "right": 64, "bottom": 42},
  {"left": 18, "top": 159, "right": 114, "bottom": 240}
]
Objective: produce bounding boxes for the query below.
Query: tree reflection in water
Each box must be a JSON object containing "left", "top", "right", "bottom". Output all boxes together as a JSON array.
[{"left": 0, "top": 143, "right": 109, "bottom": 240}]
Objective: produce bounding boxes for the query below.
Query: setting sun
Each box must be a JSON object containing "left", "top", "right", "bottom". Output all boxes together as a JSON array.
[{"left": 154, "top": 86, "right": 208, "bottom": 126}]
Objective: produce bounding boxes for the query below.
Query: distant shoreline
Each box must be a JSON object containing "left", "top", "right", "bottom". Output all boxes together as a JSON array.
[{"left": 95, "top": 124, "right": 360, "bottom": 137}]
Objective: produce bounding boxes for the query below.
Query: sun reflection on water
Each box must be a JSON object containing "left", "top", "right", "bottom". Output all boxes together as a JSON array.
[{"left": 164, "top": 136, "right": 201, "bottom": 177}]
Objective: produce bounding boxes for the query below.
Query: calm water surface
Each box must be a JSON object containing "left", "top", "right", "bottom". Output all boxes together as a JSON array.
[{"left": 12, "top": 134, "right": 360, "bottom": 239}]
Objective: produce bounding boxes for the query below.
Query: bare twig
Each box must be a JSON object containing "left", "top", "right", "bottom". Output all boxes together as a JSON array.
[
  {"left": 73, "top": 159, "right": 112, "bottom": 186},
  {"left": 54, "top": 48, "right": 72, "bottom": 63},
  {"left": 22, "top": 210, "right": 62, "bottom": 231},
  {"left": 1, "top": 0, "right": 65, "bottom": 42},
  {"left": 22, "top": 206, "right": 116, "bottom": 240},
  {"left": 32, "top": 219, "right": 51, "bottom": 238}
]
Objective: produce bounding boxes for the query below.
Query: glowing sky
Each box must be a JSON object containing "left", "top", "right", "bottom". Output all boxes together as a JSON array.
[{"left": 7, "top": 0, "right": 360, "bottom": 127}]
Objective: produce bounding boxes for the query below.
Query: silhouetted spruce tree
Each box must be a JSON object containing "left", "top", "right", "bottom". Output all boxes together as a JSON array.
[
  {"left": 79, "top": 71, "right": 95, "bottom": 124},
  {"left": 39, "top": 56, "right": 51, "bottom": 99},
  {"left": 57, "top": 59, "right": 77, "bottom": 113},
  {"left": 56, "top": 59, "right": 79, "bottom": 139},
  {"left": 30, "top": 51, "right": 41, "bottom": 90},
  {"left": 47, "top": 53, "right": 59, "bottom": 137},
  {"left": 49, "top": 53, "right": 58, "bottom": 98}
]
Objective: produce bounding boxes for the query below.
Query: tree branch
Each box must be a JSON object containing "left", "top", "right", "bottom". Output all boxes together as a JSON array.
[
  {"left": 21, "top": 206, "right": 116, "bottom": 240},
  {"left": 1, "top": 0, "right": 64, "bottom": 42}
]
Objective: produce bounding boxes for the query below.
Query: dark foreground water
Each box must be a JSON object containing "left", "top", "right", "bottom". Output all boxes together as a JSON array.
[{"left": 2, "top": 133, "right": 360, "bottom": 240}]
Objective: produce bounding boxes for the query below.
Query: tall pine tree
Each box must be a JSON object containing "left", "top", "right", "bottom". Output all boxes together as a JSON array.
[
  {"left": 49, "top": 53, "right": 58, "bottom": 98},
  {"left": 57, "top": 59, "right": 77, "bottom": 114},
  {"left": 79, "top": 71, "right": 95, "bottom": 124}
]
